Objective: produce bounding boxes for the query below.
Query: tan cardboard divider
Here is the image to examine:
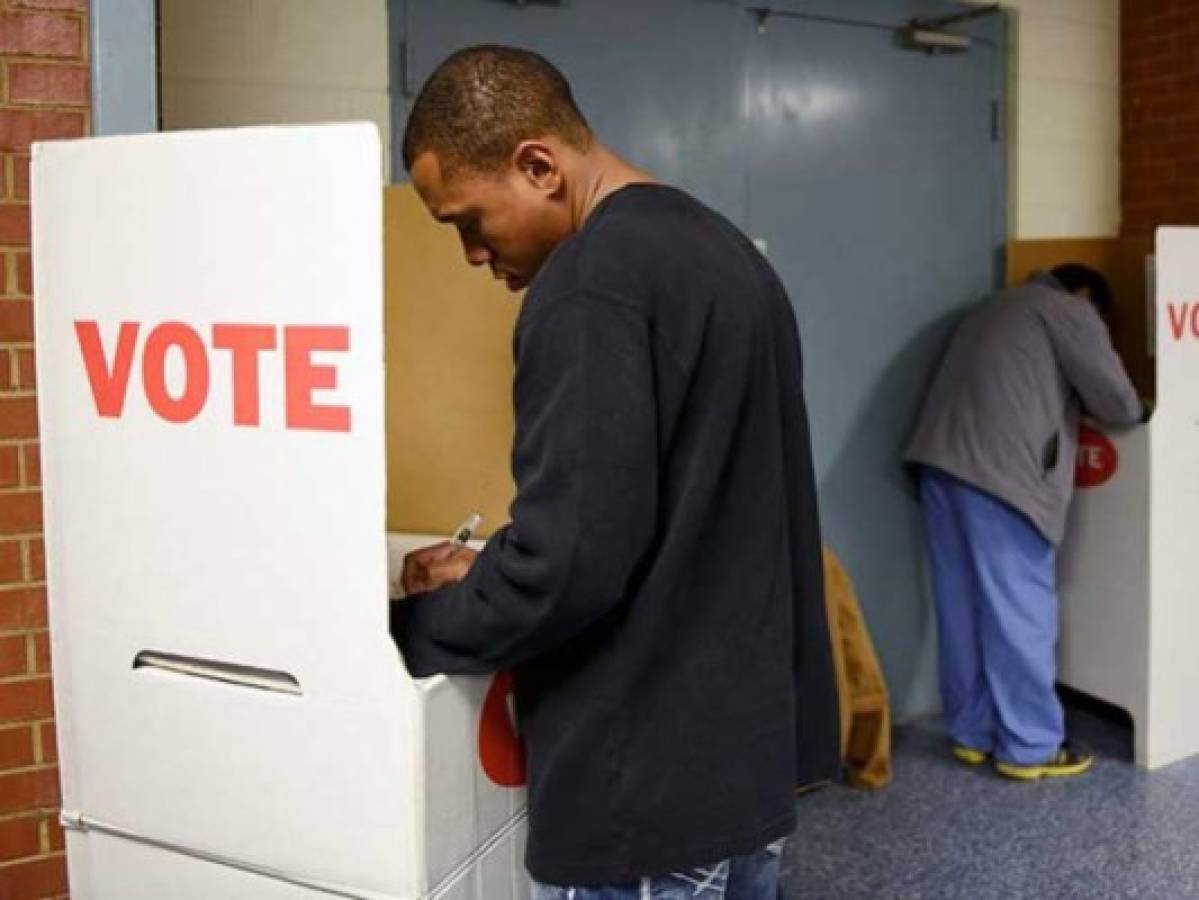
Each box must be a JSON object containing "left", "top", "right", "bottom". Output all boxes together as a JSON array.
[
  {"left": 384, "top": 185, "right": 519, "bottom": 539},
  {"left": 35, "top": 126, "right": 529, "bottom": 900}
]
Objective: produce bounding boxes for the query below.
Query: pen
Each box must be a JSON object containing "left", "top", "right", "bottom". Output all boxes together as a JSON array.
[{"left": 449, "top": 512, "right": 483, "bottom": 549}]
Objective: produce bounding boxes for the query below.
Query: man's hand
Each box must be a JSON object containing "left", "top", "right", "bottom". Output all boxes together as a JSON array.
[{"left": 401, "top": 542, "right": 479, "bottom": 596}]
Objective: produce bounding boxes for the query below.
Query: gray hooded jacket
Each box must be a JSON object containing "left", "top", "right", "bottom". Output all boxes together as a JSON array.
[{"left": 905, "top": 273, "right": 1142, "bottom": 544}]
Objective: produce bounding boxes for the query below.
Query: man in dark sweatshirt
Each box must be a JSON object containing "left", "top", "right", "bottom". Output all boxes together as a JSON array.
[{"left": 391, "top": 45, "right": 839, "bottom": 898}]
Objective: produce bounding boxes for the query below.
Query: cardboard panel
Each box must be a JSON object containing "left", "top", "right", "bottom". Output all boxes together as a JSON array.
[
  {"left": 35, "top": 126, "right": 528, "bottom": 898},
  {"left": 1058, "top": 428, "right": 1150, "bottom": 753},
  {"left": 1145, "top": 228, "right": 1199, "bottom": 769},
  {"left": 1058, "top": 228, "right": 1199, "bottom": 770},
  {"left": 67, "top": 832, "right": 335, "bottom": 900},
  {"left": 384, "top": 185, "right": 519, "bottom": 539},
  {"left": 386, "top": 532, "right": 529, "bottom": 893},
  {"left": 33, "top": 124, "right": 414, "bottom": 897}
]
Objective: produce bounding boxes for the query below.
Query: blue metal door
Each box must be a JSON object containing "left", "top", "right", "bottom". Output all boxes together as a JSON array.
[
  {"left": 744, "top": 2, "right": 1006, "bottom": 715},
  {"left": 393, "top": 0, "right": 1007, "bottom": 718},
  {"left": 394, "top": 0, "right": 754, "bottom": 224}
]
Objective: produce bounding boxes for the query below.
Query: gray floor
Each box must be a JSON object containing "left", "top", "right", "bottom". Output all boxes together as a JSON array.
[{"left": 782, "top": 700, "right": 1199, "bottom": 899}]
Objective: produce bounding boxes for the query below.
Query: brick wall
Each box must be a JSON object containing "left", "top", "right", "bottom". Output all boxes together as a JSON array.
[
  {"left": 1122, "top": 0, "right": 1199, "bottom": 236},
  {"left": 0, "top": 1, "right": 88, "bottom": 898}
]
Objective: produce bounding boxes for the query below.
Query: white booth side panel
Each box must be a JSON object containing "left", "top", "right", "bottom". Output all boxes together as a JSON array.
[
  {"left": 1147, "top": 227, "right": 1199, "bottom": 770},
  {"left": 33, "top": 125, "right": 420, "bottom": 897},
  {"left": 387, "top": 534, "right": 529, "bottom": 893},
  {"left": 1057, "top": 426, "right": 1151, "bottom": 762}
]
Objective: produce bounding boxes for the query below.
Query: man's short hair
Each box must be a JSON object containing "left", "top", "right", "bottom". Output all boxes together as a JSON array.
[
  {"left": 1051, "top": 263, "right": 1113, "bottom": 316},
  {"left": 402, "top": 45, "right": 593, "bottom": 175}
]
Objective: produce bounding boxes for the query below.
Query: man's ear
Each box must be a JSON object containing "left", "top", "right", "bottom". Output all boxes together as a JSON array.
[{"left": 512, "top": 141, "right": 562, "bottom": 194}]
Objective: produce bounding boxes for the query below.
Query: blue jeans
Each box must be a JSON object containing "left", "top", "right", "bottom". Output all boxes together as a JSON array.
[
  {"left": 530, "top": 839, "right": 786, "bottom": 899},
  {"left": 919, "top": 469, "right": 1064, "bottom": 765}
]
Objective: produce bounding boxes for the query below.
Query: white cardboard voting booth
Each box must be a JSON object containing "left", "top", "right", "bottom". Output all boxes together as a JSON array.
[
  {"left": 32, "top": 124, "right": 527, "bottom": 899},
  {"left": 1059, "top": 227, "right": 1199, "bottom": 772}
]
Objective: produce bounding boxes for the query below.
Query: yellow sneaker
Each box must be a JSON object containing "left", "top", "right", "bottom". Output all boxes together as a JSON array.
[
  {"left": 952, "top": 744, "right": 990, "bottom": 766},
  {"left": 995, "top": 746, "right": 1094, "bottom": 781}
]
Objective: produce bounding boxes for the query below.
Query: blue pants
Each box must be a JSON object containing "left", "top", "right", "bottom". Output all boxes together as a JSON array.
[
  {"left": 531, "top": 839, "right": 784, "bottom": 899},
  {"left": 919, "top": 469, "right": 1064, "bottom": 766}
]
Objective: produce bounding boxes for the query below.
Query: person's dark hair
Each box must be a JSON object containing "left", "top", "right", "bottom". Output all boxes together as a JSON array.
[
  {"left": 1051, "top": 263, "right": 1112, "bottom": 316},
  {"left": 402, "top": 45, "right": 593, "bottom": 175}
]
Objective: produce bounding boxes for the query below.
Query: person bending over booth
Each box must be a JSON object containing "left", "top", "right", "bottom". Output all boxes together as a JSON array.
[{"left": 906, "top": 264, "right": 1143, "bottom": 781}]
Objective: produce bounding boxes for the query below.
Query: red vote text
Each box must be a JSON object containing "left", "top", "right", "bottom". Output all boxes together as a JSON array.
[{"left": 74, "top": 320, "right": 352, "bottom": 432}]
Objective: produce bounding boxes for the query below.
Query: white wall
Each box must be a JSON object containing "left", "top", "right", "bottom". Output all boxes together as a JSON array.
[
  {"left": 158, "top": 0, "right": 391, "bottom": 179},
  {"left": 968, "top": 0, "right": 1121, "bottom": 239}
]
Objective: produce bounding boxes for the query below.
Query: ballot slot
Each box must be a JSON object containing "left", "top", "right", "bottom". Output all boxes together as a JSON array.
[{"left": 132, "top": 650, "right": 302, "bottom": 696}]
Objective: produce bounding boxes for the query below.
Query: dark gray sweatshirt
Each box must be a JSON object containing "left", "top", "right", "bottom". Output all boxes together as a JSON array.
[
  {"left": 392, "top": 184, "right": 840, "bottom": 886},
  {"left": 905, "top": 272, "right": 1142, "bottom": 543}
]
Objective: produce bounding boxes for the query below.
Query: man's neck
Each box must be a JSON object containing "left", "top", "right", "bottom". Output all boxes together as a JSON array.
[{"left": 568, "top": 144, "right": 656, "bottom": 230}]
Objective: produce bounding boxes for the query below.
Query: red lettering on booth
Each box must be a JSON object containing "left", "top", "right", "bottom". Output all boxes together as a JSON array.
[
  {"left": 284, "top": 326, "right": 351, "bottom": 433},
  {"left": 74, "top": 319, "right": 353, "bottom": 432},
  {"left": 142, "top": 323, "right": 210, "bottom": 423},
  {"left": 1076, "top": 425, "right": 1118, "bottom": 488},
  {"left": 75, "top": 321, "right": 139, "bottom": 417},
  {"left": 478, "top": 672, "right": 527, "bottom": 788},
  {"left": 1169, "top": 303, "right": 1188, "bottom": 341},
  {"left": 212, "top": 324, "right": 277, "bottom": 427},
  {"left": 1166, "top": 302, "right": 1199, "bottom": 341}
]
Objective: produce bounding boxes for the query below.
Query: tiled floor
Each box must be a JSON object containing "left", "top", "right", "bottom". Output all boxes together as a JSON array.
[{"left": 782, "top": 700, "right": 1199, "bottom": 899}]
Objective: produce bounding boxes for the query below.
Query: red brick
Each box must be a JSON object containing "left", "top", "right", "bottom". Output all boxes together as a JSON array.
[
  {"left": 0, "top": 396, "right": 38, "bottom": 439},
  {"left": 0, "top": 816, "right": 40, "bottom": 863},
  {"left": 0, "top": 723, "right": 35, "bottom": 769},
  {"left": 14, "top": 252, "right": 30, "bottom": 296},
  {"left": 0, "top": 540, "right": 22, "bottom": 584},
  {"left": 0, "top": 852, "right": 68, "bottom": 898},
  {"left": 0, "top": 12, "right": 82, "bottom": 59},
  {"left": 44, "top": 812, "right": 63, "bottom": 852},
  {"left": 14, "top": 348, "right": 34, "bottom": 390},
  {"left": 0, "top": 492, "right": 42, "bottom": 535},
  {"left": 0, "top": 588, "right": 46, "bottom": 630},
  {"left": 11, "top": 155, "right": 29, "bottom": 201},
  {"left": 31, "top": 632, "right": 48, "bottom": 675},
  {"left": 0, "top": 108, "right": 85, "bottom": 153},
  {"left": 20, "top": 444, "right": 38, "bottom": 487},
  {"left": 11, "top": 0, "right": 88, "bottom": 10},
  {"left": 0, "top": 447, "right": 17, "bottom": 488},
  {"left": 1124, "top": 54, "right": 1181, "bottom": 85},
  {"left": 37, "top": 721, "right": 54, "bottom": 765},
  {"left": 0, "top": 204, "right": 30, "bottom": 246},
  {"left": 1122, "top": 0, "right": 1199, "bottom": 238},
  {"left": 0, "top": 767, "right": 57, "bottom": 814},
  {"left": 0, "top": 299, "right": 33, "bottom": 341},
  {"left": 8, "top": 62, "right": 88, "bottom": 106},
  {"left": 1125, "top": 35, "right": 1175, "bottom": 62},
  {"left": 0, "top": 634, "right": 27, "bottom": 677},
  {"left": 0, "top": 679, "right": 53, "bottom": 724},
  {"left": 27, "top": 539, "right": 41, "bottom": 583}
]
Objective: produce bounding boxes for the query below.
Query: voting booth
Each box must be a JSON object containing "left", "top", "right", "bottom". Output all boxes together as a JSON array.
[
  {"left": 1058, "top": 228, "right": 1199, "bottom": 772},
  {"left": 32, "top": 124, "right": 528, "bottom": 899}
]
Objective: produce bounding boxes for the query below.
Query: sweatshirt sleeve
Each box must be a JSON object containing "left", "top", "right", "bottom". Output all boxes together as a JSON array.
[
  {"left": 1047, "top": 300, "right": 1143, "bottom": 427},
  {"left": 391, "top": 290, "right": 658, "bottom": 676}
]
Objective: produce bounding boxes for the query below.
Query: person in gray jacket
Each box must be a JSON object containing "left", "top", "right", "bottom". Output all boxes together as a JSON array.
[{"left": 906, "top": 265, "right": 1143, "bottom": 780}]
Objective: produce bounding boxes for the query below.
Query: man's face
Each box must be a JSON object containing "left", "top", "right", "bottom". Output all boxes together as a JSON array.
[{"left": 410, "top": 149, "right": 567, "bottom": 292}]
